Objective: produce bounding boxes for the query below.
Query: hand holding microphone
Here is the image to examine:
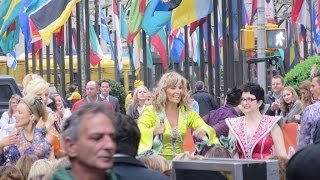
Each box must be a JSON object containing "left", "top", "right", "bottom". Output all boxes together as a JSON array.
[{"left": 153, "top": 116, "right": 165, "bottom": 142}]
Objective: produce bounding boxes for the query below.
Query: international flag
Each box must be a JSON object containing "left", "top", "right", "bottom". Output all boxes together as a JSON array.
[
  {"left": 171, "top": 0, "right": 212, "bottom": 30},
  {"left": 142, "top": 0, "right": 172, "bottom": 37},
  {"left": 89, "top": 22, "right": 103, "bottom": 66},
  {"left": 0, "top": 0, "right": 23, "bottom": 38},
  {"left": 100, "top": 6, "right": 115, "bottom": 60},
  {"left": 250, "top": 0, "right": 257, "bottom": 25},
  {"left": 6, "top": 51, "right": 17, "bottom": 70},
  {"left": 112, "top": 0, "right": 123, "bottom": 72},
  {"left": 171, "top": 28, "right": 185, "bottom": 62},
  {"left": 150, "top": 28, "right": 169, "bottom": 69},
  {"left": 292, "top": 0, "right": 307, "bottom": 28},
  {"left": 0, "top": 1, "right": 13, "bottom": 29},
  {"left": 312, "top": 2, "right": 320, "bottom": 47},
  {"left": 127, "top": 0, "right": 146, "bottom": 43},
  {"left": 19, "top": 0, "right": 33, "bottom": 52},
  {"left": 189, "top": 18, "right": 206, "bottom": 36},
  {"left": 28, "top": 0, "right": 80, "bottom": 45},
  {"left": 0, "top": 19, "right": 20, "bottom": 54}
]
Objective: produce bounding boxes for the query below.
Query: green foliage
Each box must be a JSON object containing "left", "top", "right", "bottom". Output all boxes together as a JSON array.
[
  {"left": 284, "top": 56, "right": 320, "bottom": 92},
  {"left": 109, "top": 79, "right": 126, "bottom": 113}
]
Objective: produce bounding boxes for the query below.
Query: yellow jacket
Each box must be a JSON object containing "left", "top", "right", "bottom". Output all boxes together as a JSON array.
[{"left": 138, "top": 105, "right": 220, "bottom": 160}]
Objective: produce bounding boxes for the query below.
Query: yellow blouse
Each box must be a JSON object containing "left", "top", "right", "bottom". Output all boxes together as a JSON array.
[{"left": 138, "top": 105, "right": 220, "bottom": 160}]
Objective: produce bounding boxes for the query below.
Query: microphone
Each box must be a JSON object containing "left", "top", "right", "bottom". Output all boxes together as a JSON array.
[{"left": 159, "top": 114, "right": 165, "bottom": 142}]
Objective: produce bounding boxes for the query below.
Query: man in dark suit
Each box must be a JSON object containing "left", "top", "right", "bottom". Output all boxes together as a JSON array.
[
  {"left": 99, "top": 80, "right": 120, "bottom": 112},
  {"left": 112, "top": 113, "right": 168, "bottom": 180},
  {"left": 192, "top": 81, "right": 218, "bottom": 117}
]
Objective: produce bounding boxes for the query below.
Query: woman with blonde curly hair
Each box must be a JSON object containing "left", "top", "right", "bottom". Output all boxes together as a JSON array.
[
  {"left": 138, "top": 71, "right": 219, "bottom": 160},
  {"left": 126, "top": 85, "right": 149, "bottom": 121},
  {"left": 280, "top": 86, "right": 302, "bottom": 125}
]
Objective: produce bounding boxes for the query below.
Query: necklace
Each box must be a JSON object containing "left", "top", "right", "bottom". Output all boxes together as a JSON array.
[{"left": 22, "top": 131, "right": 33, "bottom": 144}]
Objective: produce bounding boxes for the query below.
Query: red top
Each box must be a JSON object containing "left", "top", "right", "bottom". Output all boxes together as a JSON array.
[{"left": 71, "top": 98, "right": 114, "bottom": 112}]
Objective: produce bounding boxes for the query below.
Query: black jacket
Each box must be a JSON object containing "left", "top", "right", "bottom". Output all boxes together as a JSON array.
[
  {"left": 112, "top": 156, "right": 169, "bottom": 180},
  {"left": 192, "top": 90, "right": 218, "bottom": 117}
]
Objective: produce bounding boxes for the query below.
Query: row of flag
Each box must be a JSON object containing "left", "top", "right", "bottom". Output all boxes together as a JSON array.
[{"left": 2, "top": 0, "right": 318, "bottom": 72}]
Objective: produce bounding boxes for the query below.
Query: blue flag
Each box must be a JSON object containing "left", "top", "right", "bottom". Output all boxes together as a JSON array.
[{"left": 100, "top": 6, "right": 115, "bottom": 60}]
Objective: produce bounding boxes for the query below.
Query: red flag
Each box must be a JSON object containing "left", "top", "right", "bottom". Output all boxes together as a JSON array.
[
  {"left": 55, "top": 26, "right": 64, "bottom": 46},
  {"left": 189, "top": 18, "right": 206, "bottom": 36},
  {"left": 150, "top": 31, "right": 168, "bottom": 69}
]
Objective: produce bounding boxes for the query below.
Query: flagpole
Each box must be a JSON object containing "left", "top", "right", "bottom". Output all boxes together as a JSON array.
[
  {"left": 24, "top": 40, "right": 29, "bottom": 75},
  {"left": 213, "top": 0, "right": 221, "bottom": 106},
  {"left": 142, "top": 30, "right": 147, "bottom": 86},
  {"left": 77, "top": 1, "right": 85, "bottom": 95},
  {"left": 184, "top": 25, "right": 190, "bottom": 81},
  {"left": 68, "top": 17, "right": 74, "bottom": 85},
  {"left": 84, "top": 0, "right": 91, "bottom": 82},
  {"left": 207, "top": 14, "right": 214, "bottom": 95},
  {"left": 46, "top": 45, "right": 51, "bottom": 83},
  {"left": 199, "top": 24, "right": 205, "bottom": 82},
  {"left": 94, "top": 0, "right": 101, "bottom": 80},
  {"left": 257, "top": 0, "right": 266, "bottom": 90}
]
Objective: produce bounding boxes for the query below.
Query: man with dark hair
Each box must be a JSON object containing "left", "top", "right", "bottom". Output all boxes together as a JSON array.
[
  {"left": 52, "top": 103, "right": 117, "bottom": 180},
  {"left": 265, "top": 75, "right": 284, "bottom": 116},
  {"left": 297, "top": 73, "right": 320, "bottom": 150},
  {"left": 203, "top": 87, "right": 243, "bottom": 138},
  {"left": 192, "top": 81, "right": 217, "bottom": 117},
  {"left": 100, "top": 80, "right": 120, "bottom": 112},
  {"left": 71, "top": 81, "right": 114, "bottom": 112},
  {"left": 112, "top": 113, "right": 168, "bottom": 180}
]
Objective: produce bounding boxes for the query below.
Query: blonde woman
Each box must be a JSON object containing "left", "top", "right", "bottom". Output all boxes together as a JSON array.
[
  {"left": 0, "top": 95, "right": 53, "bottom": 165},
  {"left": 299, "top": 80, "right": 312, "bottom": 110},
  {"left": 0, "top": 94, "right": 21, "bottom": 134},
  {"left": 127, "top": 85, "right": 149, "bottom": 121},
  {"left": 138, "top": 71, "right": 219, "bottom": 160},
  {"left": 280, "top": 86, "right": 302, "bottom": 124}
]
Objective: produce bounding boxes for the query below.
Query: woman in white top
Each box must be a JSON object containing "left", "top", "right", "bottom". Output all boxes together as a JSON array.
[
  {"left": 0, "top": 94, "right": 21, "bottom": 133},
  {"left": 127, "top": 85, "right": 149, "bottom": 121}
]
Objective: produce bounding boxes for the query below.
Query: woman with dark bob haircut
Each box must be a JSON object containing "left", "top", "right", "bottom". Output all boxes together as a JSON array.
[{"left": 225, "top": 83, "right": 287, "bottom": 159}]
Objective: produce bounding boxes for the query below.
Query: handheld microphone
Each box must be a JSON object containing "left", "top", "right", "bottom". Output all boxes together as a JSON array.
[{"left": 159, "top": 114, "right": 165, "bottom": 142}]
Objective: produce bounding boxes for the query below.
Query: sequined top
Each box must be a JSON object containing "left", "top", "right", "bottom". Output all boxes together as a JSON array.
[
  {"left": 1, "top": 128, "right": 52, "bottom": 165},
  {"left": 226, "top": 115, "right": 279, "bottom": 159}
]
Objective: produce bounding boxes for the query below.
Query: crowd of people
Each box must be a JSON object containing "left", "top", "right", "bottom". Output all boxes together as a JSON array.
[{"left": 1, "top": 69, "right": 320, "bottom": 179}]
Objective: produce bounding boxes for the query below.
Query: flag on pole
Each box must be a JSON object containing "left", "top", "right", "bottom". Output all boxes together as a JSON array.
[
  {"left": 112, "top": 0, "right": 123, "bottom": 72},
  {"left": 171, "top": 0, "right": 212, "bottom": 30},
  {"left": 100, "top": 6, "right": 115, "bottom": 60},
  {"left": 28, "top": 0, "right": 80, "bottom": 45},
  {"left": 150, "top": 28, "right": 169, "bottom": 69},
  {"left": 312, "top": 2, "right": 320, "bottom": 47},
  {"left": 142, "top": 0, "right": 172, "bottom": 37},
  {"left": 6, "top": 51, "right": 17, "bottom": 70},
  {"left": 171, "top": 28, "right": 185, "bottom": 62},
  {"left": 89, "top": 22, "right": 103, "bottom": 66},
  {"left": 250, "top": 0, "right": 257, "bottom": 25},
  {"left": 127, "top": 0, "right": 146, "bottom": 43},
  {"left": 19, "top": 0, "right": 33, "bottom": 52},
  {"left": 0, "top": 0, "right": 23, "bottom": 38},
  {"left": 292, "top": 0, "right": 307, "bottom": 28}
]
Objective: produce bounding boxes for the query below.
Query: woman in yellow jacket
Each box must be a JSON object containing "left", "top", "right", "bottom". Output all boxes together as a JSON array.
[{"left": 138, "top": 72, "right": 220, "bottom": 160}]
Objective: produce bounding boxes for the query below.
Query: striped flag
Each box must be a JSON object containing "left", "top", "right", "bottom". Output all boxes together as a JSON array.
[
  {"left": 112, "top": 0, "right": 123, "bottom": 72},
  {"left": 6, "top": 51, "right": 17, "bottom": 70},
  {"left": 28, "top": 0, "right": 80, "bottom": 45},
  {"left": 89, "top": 22, "right": 103, "bottom": 66},
  {"left": 127, "top": 0, "right": 146, "bottom": 43},
  {"left": 150, "top": 28, "right": 169, "bottom": 69},
  {"left": 292, "top": 0, "right": 307, "bottom": 28}
]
